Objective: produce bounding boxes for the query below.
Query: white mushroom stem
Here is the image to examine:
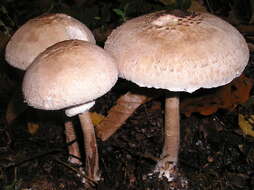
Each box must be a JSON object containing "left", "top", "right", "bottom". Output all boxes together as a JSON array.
[
  {"left": 155, "top": 94, "right": 180, "bottom": 181},
  {"left": 64, "top": 120, "right": 81, "bottom": 165},
  {"left": 63, "top": 101, "right": 96, "bottom": 166},
  {"left": 163, "top": 95, "right": 180, "bottom": 162},
  {"left": 79, "top": 111, "right": 100, "bottom": 182},
  {"left": 65, "top": 101, "right": 100, "bottom": 182}
]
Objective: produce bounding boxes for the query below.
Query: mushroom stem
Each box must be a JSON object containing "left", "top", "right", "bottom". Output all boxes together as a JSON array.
[
  {"left": 162, "top": 94, "right": 180, "bottom": 163},
  {"left": 154, "top": 93, "right": 180, "bottom": 180},
  {"left": 78, "top": 111, "right": 100, "bottom": 182},
  {"left": 64, "top": 120, "right": 81, "bottom": 165}
]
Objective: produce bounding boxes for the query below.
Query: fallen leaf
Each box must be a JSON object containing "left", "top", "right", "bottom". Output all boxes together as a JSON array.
[
  {"left": 247, "top": 42, "right": 254, "bottom": 53},
  {"left": 95, "top": 92, "right": 150, "bottom": 141},
  {"left": 181, "top": 75, "right": 254, "bottom": 117},
  {"left": 239, "top": 114, "right": 254, "bottom": 137},
  {"left": 90, "top": 112, "right": 105, "bottom": 126},
  {"left": 180, "top": 95, "right": 220, "bottom": 117},
  {"left": 218, "top": 75, "right": 254, "bottom": 110},
  {"left": 236, "top": 25, "right": 254, "bottom": 35},
  {"left": 27, "top": 122, "right": 40, "bottom": 135}
]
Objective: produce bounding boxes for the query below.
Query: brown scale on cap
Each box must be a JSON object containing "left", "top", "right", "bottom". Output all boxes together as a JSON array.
[{"left": 141, "top": 10, "right": 203, "bottom": 37}]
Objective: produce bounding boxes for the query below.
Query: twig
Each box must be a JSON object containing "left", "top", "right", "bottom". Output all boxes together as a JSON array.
[{"left": 53, "top": 157, "right": 97, "bottom": 187}]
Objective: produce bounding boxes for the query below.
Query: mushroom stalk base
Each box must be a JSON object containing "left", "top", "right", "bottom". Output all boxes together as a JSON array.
[
  {"left": 154, "top": 95, "right": 180, "bottom": 181},
  {"left": 78, "top": 111, "right": 100, "bottom": 182}
]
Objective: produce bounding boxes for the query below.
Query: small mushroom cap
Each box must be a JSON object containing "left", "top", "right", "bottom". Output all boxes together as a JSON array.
[
  {"left": 105, "top": 10, "right": 249, "bottom": 93},
  {"left": 5, "top": 13, "right": 95, "bottom": 70},
  {"left": 22, "top": 40, "right": 118, "bottom": 110}
]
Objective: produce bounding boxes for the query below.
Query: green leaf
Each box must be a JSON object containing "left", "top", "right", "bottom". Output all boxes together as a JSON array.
[{"left": 113, "top": 8, "right": 125, "bottom": 18}]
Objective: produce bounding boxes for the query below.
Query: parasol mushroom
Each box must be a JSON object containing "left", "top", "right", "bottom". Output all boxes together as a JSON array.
[
  {"left": 5, "top": 13, "right": 95, "bottom": 70},
  {"left": 104, "top": 10, "right": 249, "bottom": 180},
  {"left": 5, "top": 13, "right": 95, "bottom": 165},
  {"left": 22, "top": 40, "right": 118, "bottom": 183}
]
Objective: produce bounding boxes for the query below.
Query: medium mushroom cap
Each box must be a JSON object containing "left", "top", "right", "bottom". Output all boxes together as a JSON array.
[
  {"left": 105, "top": 10, "right": 249, "bottom": 93},
  {"left": 22, "top": 40, "right": 118, "bottom": 110},
  {"left": 6, "top": 13, "right": 95, "bottom": 70}
]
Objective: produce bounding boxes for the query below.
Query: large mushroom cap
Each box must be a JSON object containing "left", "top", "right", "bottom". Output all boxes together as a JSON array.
[
  {"left": 105, "top": 10, "right": 249, "bottom": 93},
  {"left": 6, "top": 13, "right": 95, "bottom": 70},
  {"left": 22, "top": 40, "right": 118, "bottom": 110}
]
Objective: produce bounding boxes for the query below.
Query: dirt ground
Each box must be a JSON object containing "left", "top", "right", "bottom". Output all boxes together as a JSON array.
[{"left": 0, "top": 1, "right": 254, "bottom": 189}]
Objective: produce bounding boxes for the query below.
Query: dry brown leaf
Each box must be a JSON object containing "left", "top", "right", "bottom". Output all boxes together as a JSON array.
[
  {"left": 218, "top": 75, "right": 253, "bottom": 109},
  {"left": 181, "top": 75, "right": 254, "bottom": 117},
  {"left": 90, "top": 112, "right": 105, "bottom": 126},
  {"left": 236, "top": 25, "right": 254, "bottom": 35},
  {"left": 95, "top": 92, "right": 151, "bottom": 141},
  {"left": 248, "top": 42, "right": 254, "bottom": 53},
  {"left": 27, "top": 122, "right": 40, "bottom": 135}
]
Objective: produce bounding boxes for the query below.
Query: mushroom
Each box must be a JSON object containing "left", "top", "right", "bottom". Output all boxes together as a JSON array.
[
  {"left": 5, "top": 13, "right": 95, "bottom": 165},
  {"left": 104, "top": 10, "right": 249, "bottom": 180},
  {"left": 6, "top": 13, "right": 95, "bottom": 70},
  {"left": 22, "top": 40, "right": 118, "bottom": 183}
]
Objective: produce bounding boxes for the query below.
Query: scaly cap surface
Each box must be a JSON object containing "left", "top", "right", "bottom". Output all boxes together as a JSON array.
[
  {"left": 23, "top": 40, "right": 118, "bottom": 110},
  {"left": 6, "top": 13, "right": 95, "bottom": 70},
  {"left": 105, "top": 10, "right": 249, "bottom": 93}
]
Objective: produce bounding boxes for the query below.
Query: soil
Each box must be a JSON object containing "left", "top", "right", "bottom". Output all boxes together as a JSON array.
[{"left": 0, "top": 1, "right": 254, "bottom": 189}]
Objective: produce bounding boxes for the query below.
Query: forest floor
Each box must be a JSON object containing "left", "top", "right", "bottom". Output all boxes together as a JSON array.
[{"left": 0, "top": 1, "right": 254, "bottom": 189}]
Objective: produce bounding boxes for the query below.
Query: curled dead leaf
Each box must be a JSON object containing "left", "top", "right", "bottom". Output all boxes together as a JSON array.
[
  {"left": 27, "top": 122, "right": 40, "bottom": 135},
  {"left": 247, "top": 42, "right": 254, "bottom": 53},
  {"left": 181, "top": 75, "right": 254, "bottom": 117},
  {"left": 90, "top": 112, "right": 105, "bottom": 126}
]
